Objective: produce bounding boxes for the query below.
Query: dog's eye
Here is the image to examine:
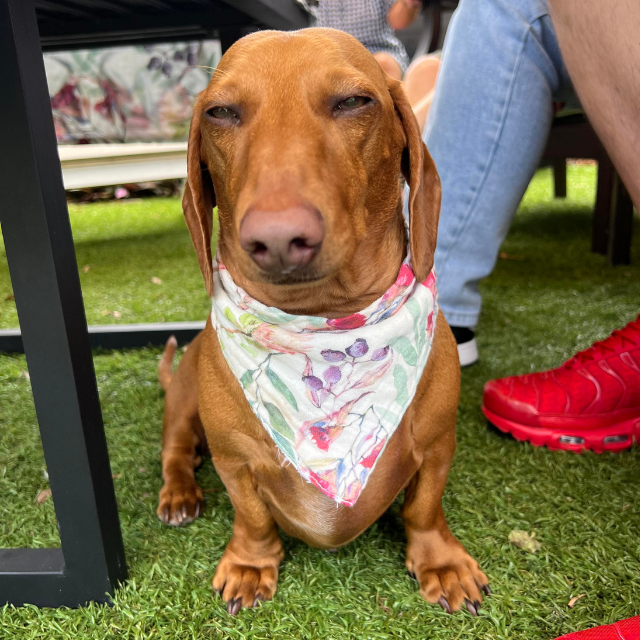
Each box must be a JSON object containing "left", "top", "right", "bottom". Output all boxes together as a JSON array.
[
  {"left": 206, "top": 106, "right": 239, "bottom": 122},
  {"left": 334, "top": 96, "right": 372, "bottom": 113}
]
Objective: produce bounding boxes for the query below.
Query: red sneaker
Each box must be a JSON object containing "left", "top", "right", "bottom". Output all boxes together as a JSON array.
[
  {"left": 482, "top": 316, "right": 640, "bottom": 453},
  {"left": 553, "top": 615, "right": 640, "bottom": 639}
]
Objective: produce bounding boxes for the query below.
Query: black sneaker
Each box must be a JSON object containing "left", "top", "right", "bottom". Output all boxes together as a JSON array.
[{"left": 450, "top": 326, "right": 478, "bottom": 367}]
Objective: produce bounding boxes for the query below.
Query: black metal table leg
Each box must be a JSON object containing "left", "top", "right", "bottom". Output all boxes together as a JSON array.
[{"left": 0, "top": 0, "right": 127, "bottom": 607}]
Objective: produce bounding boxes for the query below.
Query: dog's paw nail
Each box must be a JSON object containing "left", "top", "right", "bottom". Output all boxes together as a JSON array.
[
  {"left": 253, "top": 594, "right": 265, "bottom": 608},
  {"left": 407, "top": 569, "right": 416, "bottom": 580},
  {"left": 482, "top": 584, "right": 492, "bottom": 596},
  {"left": 473, "top": 600, "right": 481, "bottom": 612},
  {"left": 227, "top": 598, "right": 242, "bottom": 616},
  {"left": 464, "top": 599, "right": 477, "bottom": 616},
  {"left": 438, "top": 596, "right": 452, "bottom": 614}
]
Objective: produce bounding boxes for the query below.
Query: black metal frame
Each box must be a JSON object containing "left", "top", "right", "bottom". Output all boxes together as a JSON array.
[
  {"left": 36, "top": 0, "right": 308, "bottom": 51},
  {"left": 0, "top": 322, "right": 206, "bottom": 354},
  {"left": 0, "top": 0, "right": 128, "bottom": 606}
]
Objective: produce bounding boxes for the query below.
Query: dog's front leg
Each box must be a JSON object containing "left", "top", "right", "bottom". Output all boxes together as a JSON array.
[
  {"left": 401, "top": 433, "right": 490, "bottom": 615},
  {"left": 211, "top": 458, "right": 284, "bottom": 615}
]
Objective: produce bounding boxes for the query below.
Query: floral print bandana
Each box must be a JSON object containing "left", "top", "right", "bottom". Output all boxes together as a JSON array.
[{"left": 211, "top": 258, "right": 438, "bottom": 507}]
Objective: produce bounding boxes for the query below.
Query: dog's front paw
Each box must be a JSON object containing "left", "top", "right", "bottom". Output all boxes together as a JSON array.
[
  {"left": 407, "top": 537, "right": 489, "bottom": 614},
  {"left": 212, "top": 556, "right": 279, "bottom": 615},
  {"left": 157, "top": 479, "right": 204, "bottom": 526}
]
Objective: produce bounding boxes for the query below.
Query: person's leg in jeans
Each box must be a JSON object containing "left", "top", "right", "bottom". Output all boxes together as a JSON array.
[{"left": 424, "top": 0, "right": 572, "bottom": 365}]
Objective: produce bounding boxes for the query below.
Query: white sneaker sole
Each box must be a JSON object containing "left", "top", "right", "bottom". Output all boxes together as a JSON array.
[{"left": 457, "top": 338, "right": 479, "bottom": 367}]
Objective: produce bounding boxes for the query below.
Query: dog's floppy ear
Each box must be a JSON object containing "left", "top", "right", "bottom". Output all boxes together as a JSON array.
[
  {"left": 183, "top": 94, "right": 216, "bottom": 297},
  {"left": 388, "top": 80, "right": 441, "bottom": 282}
]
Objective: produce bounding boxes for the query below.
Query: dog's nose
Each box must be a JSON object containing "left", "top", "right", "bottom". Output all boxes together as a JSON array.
[{"left": 239, "top": 205, "right": 324, "bottom": 274}]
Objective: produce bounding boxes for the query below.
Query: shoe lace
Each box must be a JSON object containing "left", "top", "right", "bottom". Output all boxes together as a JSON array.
[{"left": 563, "top": 316, "right": 640, "bottom": 369}]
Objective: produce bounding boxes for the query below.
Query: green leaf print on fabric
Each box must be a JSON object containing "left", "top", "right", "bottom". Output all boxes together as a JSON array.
[
  {"left": 375, "top": 406, "right": 401, "bottom": 424},
  {"left": 254, "top": 308, "right": 295, "bottom": 325},
  {"left": 224, "top": 307, "right": 240, "bottom": 328},
  {"left": 306, "top": 316, "right": 328, "bottom": 328},
  {"left": 239, "top": 313, "right": 261, "bottom": 330},
  {"left": 416, "top": 311, "right": 428, "bottom": 351},
  {"left": 264, "top": 402, "right": 295, "bottom": 441},
  {"left": 240, "top": 370, "right": 254, "bottom": 389},
  {"left": 240, "top": 340, "right": 259, "bottom": 357},
  {"left": 245, "top": 336, "right": 268, "bottom": 352},
  {"left": 271, "top": 430, "right": 296, "bottom": 461},
  {"left": 405, "top": 297, "right": 421, "bottom": 322},
  {"left": 390, "top": 336, "right": 418, "bottom": 366},
  {"left": 394, "top": 365, "right": 408, "bottom": 407},
  {"left": 405, "top": 297, "right": 422, "bottom": 346},
  {"left": 266, "top": 366, "right": 299, "bottom": 411}
]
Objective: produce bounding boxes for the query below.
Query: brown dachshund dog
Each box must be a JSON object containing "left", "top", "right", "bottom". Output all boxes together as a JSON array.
[{"left": 157, "top": 28, "right": 489, "bottom": 616}]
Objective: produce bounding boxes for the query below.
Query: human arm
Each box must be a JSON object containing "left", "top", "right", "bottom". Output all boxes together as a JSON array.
[{"left": 387, "top": 0, "right": 423, "bottom": 31}]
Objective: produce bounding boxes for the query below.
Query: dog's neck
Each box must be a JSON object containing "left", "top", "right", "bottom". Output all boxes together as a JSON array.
[{"left": 219, "top": 204, "right": 406, "bottom": 318}]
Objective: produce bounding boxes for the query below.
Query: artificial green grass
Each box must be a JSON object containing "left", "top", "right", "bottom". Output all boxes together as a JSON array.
[
  {"left": 0, "top": 198, "right": 210, "bottom": 329},
  {"left": 1, "top": 165, "right": 640, "bottom": 639}
]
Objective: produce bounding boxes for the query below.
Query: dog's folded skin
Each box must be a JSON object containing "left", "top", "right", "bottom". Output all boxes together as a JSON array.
[{"left": 157, "top": 28, "right": 489, "bottom": 615}]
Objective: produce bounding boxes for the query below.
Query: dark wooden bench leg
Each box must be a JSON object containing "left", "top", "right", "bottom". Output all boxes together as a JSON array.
[
  {"left": 592, "top": 157, "right": 615, "bottom": 255},
  {"left": 607, "top": 174, "right": 634, "bottom": 266},
  {"left": 553, "top": 160, "right": 567, "bottom": 198}
]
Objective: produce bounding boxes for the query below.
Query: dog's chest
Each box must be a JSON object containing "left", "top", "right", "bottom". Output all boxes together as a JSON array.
[{"left": 249, "top": 419, "right": 417, "bottom": 549}]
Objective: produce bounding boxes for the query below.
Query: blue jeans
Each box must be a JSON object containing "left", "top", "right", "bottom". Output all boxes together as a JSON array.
[{"left": 424, "top": 0, "right": 575, "bottom": 328}]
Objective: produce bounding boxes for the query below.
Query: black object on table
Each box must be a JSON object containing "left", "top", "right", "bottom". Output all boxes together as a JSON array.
[{"left": 0, "top": 0, "right": 308, "bottom": 607}]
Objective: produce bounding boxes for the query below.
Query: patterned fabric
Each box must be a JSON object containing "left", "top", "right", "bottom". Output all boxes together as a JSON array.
[
  {"left": 45, "top": 41, "right": 221, "bottom": 144},
  {"left": 313, "top": 0, "right": 411, "bottom": 72},
  {"left": 211, "top": 257, "right": 438, "bottom": 506}
]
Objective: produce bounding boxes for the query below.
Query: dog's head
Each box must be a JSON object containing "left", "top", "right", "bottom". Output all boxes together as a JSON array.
[{"left": 184, "top": 28, "right": 440, "bottom": 314}]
